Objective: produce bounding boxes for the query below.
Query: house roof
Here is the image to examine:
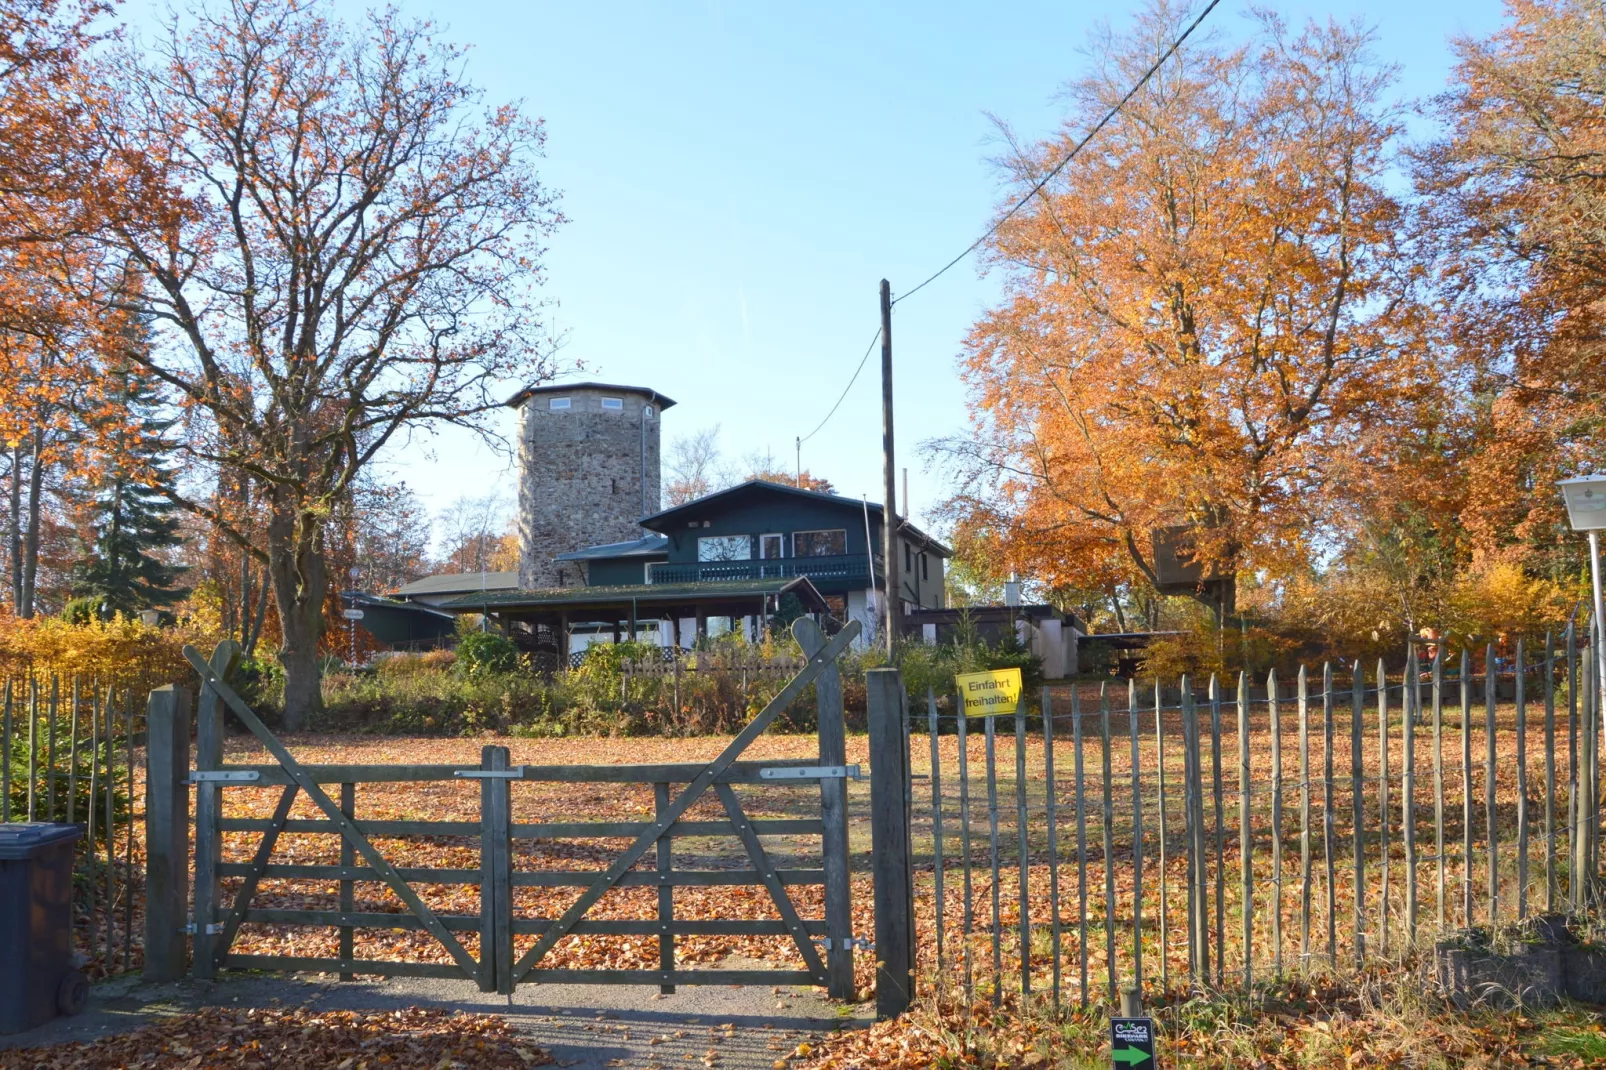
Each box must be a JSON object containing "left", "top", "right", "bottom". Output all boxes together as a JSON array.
[
  {"left": 640, "top": 480, "right": 953, "bottom": 556},
  {"left": 392, "top": 571, "right": 519, "bottom": 598},
  {"left": 504, "top": 381, "right": 678, "bottom": 410},
  {"left": 436, "top": 576, "right": 828, "bottom": 614},
  {"left": 555, "top": 534, "right": 670, "bottom": 562}
]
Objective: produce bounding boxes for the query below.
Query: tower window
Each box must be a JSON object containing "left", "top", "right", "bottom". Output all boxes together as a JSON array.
[
  {"left": 643, "top": 406, "right": 654, "bottom": 418},
  {"left": 548, "top": 397, "right": 570, "bottom": 410},
  {"left": 611, "top": 478, "right": 618, "bottom": 494},
  {"left": 601, "top": 397, "right": 623, "bottom": 411}
]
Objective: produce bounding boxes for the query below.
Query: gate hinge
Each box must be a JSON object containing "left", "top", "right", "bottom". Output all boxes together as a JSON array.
[
  {"left": 183, "top": 921, "right": 225, "bottom": 935},
  {"left": 759, "top": 765, "right": 862, "bottom": 781},
  {"left": 820, "top": 936, "right": 873, "bottom": 951},
  {"left": 454, "top": 767, "right": 528, "bottom": 779},
  {"left": 188, "top": 770, "right": 260, "bottom": 784}
]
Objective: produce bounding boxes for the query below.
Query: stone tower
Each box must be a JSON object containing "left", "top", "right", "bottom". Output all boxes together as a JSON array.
[{"left": 507, "top": 382, "right": 675, "bottom": 588}]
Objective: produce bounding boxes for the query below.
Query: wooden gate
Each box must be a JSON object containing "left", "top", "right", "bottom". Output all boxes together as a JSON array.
[{"left": 175, "top": 619, "right": 861, "bottom": 998}]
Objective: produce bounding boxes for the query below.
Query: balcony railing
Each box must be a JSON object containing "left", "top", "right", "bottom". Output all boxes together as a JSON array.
[{"left": 647, "top": 554, "right": 878, "bottom": 587}]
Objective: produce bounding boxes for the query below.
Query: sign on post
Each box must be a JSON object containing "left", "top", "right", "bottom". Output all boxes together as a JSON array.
[
  {"left": 1110, "top": 1017, "right": 1155, "bottom": 1067},
  {"left": 954, "top": 667, "right": 1023, "bottom": 718},
  {"left": 341, "top": 608, "right": 365, "bottom": 620}
]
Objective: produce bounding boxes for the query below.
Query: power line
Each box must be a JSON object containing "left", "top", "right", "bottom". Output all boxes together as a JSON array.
[
  {"left": 892, "top": 0, "right": 1223, "bottom": 307},
  {"left": 794, "top": 0, "right": 1221, "bottom": 447},
  {"left": 798, "top": 326, "right": 881, "bottom": 445}
]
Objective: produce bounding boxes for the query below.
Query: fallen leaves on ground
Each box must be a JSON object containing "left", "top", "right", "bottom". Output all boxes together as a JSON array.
[{"left": 6, "top": 1005, "right": 552, "bottom": 1069}]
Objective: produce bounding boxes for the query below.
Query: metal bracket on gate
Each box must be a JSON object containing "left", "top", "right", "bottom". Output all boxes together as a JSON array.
[
  {"left": 453, "top": 767, "right": 528, "bottom": 779},
  {"left": 188, "top": 770, "right": 260, "bottom": 784},
  {"left": 758, "top": 765, "right": 862, "bottom": 781},
  {"left": 819, "top": 936, "right": 873, "bottom": 951},
  {"left": 183, "top": 921, "right": 225, "bottom": 935}
]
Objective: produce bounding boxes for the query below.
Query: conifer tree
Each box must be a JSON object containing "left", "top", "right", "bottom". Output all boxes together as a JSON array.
[{"left": 71, "top": 350, "right": 188, "bottom": 619}]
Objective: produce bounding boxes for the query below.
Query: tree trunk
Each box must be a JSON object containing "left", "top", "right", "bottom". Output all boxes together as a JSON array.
[
  {"left": 267, "top": 505, "right": 328, "bottom": 730},
  {"left": 7, "top": 445, "right": 20, "bottom": 612},
  {"left": 20, "top": 428, "right": 45, "bottom": 618}
]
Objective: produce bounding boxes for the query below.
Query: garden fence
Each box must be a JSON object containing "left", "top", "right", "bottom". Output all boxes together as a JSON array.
[
  {"left": 2, "top": 673, "right": 148, "bottom": 977},
  {"left": 915, "top": 625, "right": 1603, "bottom": 1006}
]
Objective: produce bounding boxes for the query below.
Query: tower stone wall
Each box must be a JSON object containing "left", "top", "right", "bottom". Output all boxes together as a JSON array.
[{"left": 515, "top": 384, "right": 665, "bottom": 588}]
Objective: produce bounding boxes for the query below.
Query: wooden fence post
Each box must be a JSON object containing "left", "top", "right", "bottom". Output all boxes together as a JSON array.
[
  {"left": 867, "top": 667, "right": 913, "bottom": 1019},
  {"left": 796, "top": 617, "right": 855, "bottom": 1001},
  {"left": 192, "top": 642, "right": 240, "bottom": 979},
  {"left": 143, "top": 684, "right": 192, "bottom": 982}
]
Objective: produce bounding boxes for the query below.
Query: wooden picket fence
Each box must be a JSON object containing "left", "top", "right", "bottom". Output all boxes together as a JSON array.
[
  {"left": 2, "top": 674, "right": 149, "bottom": 976},
  {"left": 915, "top": 627, "right": 1604, "bottom": 1005}
]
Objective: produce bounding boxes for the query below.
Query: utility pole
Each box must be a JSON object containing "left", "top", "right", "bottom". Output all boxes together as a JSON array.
[
  {"left": 880, "top": 279, "right": 899, "bottom": 656},
  {"left": 796, "top": 436, "right": 802, "bottom": 489}
]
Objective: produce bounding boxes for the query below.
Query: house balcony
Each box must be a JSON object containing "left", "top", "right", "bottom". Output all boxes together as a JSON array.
[{"left": 647, "top": 554, "right": 879, "bottom": 592}]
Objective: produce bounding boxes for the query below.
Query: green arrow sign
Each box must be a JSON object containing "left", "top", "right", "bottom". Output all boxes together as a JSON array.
[{"left": 1109, "top": 1017, "right": 1155, "bottom": 1069}]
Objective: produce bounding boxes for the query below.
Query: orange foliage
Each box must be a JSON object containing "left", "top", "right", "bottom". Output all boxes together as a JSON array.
[{"left": 947, "top": 4, "right": 1439, "bottom": 610}]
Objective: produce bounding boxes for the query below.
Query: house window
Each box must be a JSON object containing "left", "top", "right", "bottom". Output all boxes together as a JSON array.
[
  {"left": 548, "top": 397, "right": 571, "bottom": 410},
  {"left": 601, "top": 397, "right": 623, "bottom": 411},
  {"left": 904, "top": 543, "right": 913, "bottom": 572},
  {"left": 921, "top": 554, "right": 929, "bottom": 581},
  {"left": 698, "top": 535, "right": 751, "bottom": 562},
  {"left": 643, "top": 406, "right": 654, "bottom": 418},
  {"left": 792, "top": 529, "right": 846, "bottom": 557},
  {"left": 759, "top": 534, "right": 784, "bottom": 559}
]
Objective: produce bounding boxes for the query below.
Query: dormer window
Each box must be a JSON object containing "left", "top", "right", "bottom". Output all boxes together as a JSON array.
[
  {"left": 601, "top": 397, "right": 623, "bottom": 411},
  {"left": 548, "top": 397, "right": 571, "bottom": 410}
]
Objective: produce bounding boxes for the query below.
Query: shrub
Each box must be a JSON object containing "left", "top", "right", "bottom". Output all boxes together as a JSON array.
[{"left": 456, "top": 632, "right": 519, "bottom": 675}]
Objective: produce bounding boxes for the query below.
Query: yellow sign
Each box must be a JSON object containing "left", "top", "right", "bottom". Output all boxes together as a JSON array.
[{"left": 955, "top": 667, "right": 1023, "bottom": 718}]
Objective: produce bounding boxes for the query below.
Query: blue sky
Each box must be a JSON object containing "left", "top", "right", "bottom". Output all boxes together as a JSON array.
[{"left": 138, "top": 0, "right": 1512, "bottom": 547}]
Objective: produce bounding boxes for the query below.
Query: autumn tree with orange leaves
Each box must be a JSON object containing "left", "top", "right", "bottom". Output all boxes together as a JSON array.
[
  {"left": 942, "top": 4, "right": 1441, "bottom": 628},
  {"left": 1421, "top": 0, "right": 1606, "bottom": 584},
  {"left": 89, "top": 0, "right": 562, "bottom": 726}
]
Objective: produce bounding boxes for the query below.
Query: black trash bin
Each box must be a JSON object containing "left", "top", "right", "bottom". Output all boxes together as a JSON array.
[{"left": 0, "top": 822, "right": 88, "bottom": 1034}]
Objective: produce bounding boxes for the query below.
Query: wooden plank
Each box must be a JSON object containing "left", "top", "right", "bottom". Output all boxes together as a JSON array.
[
  {"left": 66, "top": 677, "right": 78, "bottom": 824},
  {"left": 1100, "top": 685, "right": 1116, "bottom": 1003},
  {"left": 340, "top": 782, "right": 356, "bottom": 983},
  {"left": 1486, "top": 643, "right": 1498, "bottom": 921},
  {"left": 1155, "top": 681, "right": 1169, "bottom": 989},
  {"left": 216, "top": 817, "right": 825, "bottom": 839},
  {"left": 1353, "top": 662, "right": 1366, "bottom": 965},
  {"left": 184, "top": 645, "right": 481, "bottom": 978},
  {"left": 519, "top": 970, "right": 818, "bottom": 987},
  {"left": 208, "top": 759, "right": 827, "bottom": 786},
  {"left": 1, "top": 679, "right": 10, "bottom": 823},
  {"left": 1322, "top": 663, "right": 1337, "bottom": 967},
  {"left": 509, "top": 619, "right": 861, "bottom": 983},
  {"left": 1071, "top": 690, "right": 1087, "bottom": 1005},
  {"left": 219, "top": 863, "right": 828, "bottom": 887},
  {"left": 1298, "top": 666, "right": 1312, "bottom": 970},
  {"left": 482, "top": 745, "right": 513, "bottom": 995},
  {"left": 1239, "top": 671, "right": 1252, "bottom": 986},
  {"left": 716, "top": 783, "right": 828, "bottom": 982},
  {"left": 143, "top": 685, "right": 192, "bottom": 982},
  {"left": 1378, "top": 659, "right": 1391, "bottom": 954},
  {"left": 1210, "top": 675, "right": 1226, "bottom": 987},
  {"left": 1545, "top": 632, "right": 1558, "bottom": 913},
  {"left": 1461, "top": 649, "right": 1474, "bottom": 923},
  {"left": 221, "top": 955, "right": 468, "bottom": 980},
  {"left": 655, "top": 782, "right": 675, "bottom": 995},
  {"left": 985, "top": 707, "right": 1002, "bottom": 1004},
  {"left": 1404, "top": 645, "right": 1418, "bottom": 943},
  {"left": 213, "top": 785, "right": 301, "bottom": 959},
  {"left": 193, "top": 641, "right": 236, "bottom": 979},
  {"left": 867, "top": 668, "right": 914, "bottom": 1019},
  {"left": 237, "top": 909, "right": 827, "bottom": 937},
  {"left": 1269, "top": 668, "right": 1283, "bottom": 978},
  {"left": 929, "top": 691, "right": 945, "bottom": 972},
  {"left": 1015, "top": 709, "right": 1030, "bottom": 998},
  {"left": 1516, "top": 637, "right": 1529, "bottom": 918},
  {"left": 1131, "top": 680, "right": 1145, "bottom": 989},
  {"left": 957, "top": 695, "right": 975, "bottom": 1000},
  {"left": 1433, "top": 647, "right": 1446, "bottom": 930},
  {"left": 1044, "top": 689, "right": 1063, "bottom": 1005},
  {"left": 797, "top": 616, "right": 854, "bottom": 1000}
]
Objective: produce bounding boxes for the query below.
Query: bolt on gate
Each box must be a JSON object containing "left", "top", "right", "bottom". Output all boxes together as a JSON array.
[{"left": 145, "top": 619, "right": 866, "bottom": 998}]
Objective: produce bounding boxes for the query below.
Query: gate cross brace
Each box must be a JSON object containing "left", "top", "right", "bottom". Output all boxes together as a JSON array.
[
  {"left": 183, "top": 646, "right": 481, "bottom": 978},
  {"left": 510, "top": 618, "right": 861, "bottom": 983},
  {"left": 715, "top": 782, "right": 828, "bottom": 982},
  {"left": 210, "top": 783, "right": 299, "bottom": 964}
]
